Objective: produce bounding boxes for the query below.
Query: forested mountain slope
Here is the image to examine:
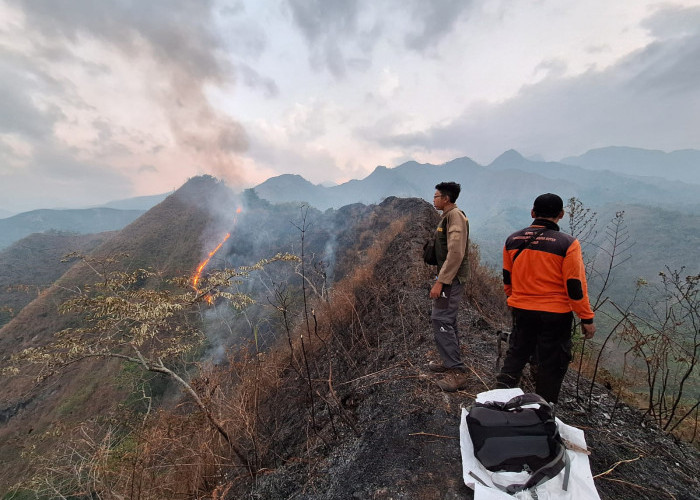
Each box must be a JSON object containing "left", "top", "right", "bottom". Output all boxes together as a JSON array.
[{"left": 1, "top": 185, "right": 697, "bottom": 499}]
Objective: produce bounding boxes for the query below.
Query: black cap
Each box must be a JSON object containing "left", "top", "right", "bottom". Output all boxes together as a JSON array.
[{"left": 533, "top": 193, "right": 563, "bottom": 218}]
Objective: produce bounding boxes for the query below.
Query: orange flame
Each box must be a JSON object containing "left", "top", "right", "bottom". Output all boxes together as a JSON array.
[
  {"left": 191, "top": 208, "right": 242, "bottom": 304},
  {"left": 192, "top": 232, "right": 231, "bottom": 302}
]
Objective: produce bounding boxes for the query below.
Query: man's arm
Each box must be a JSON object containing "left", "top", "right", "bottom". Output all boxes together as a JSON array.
[
  {"left": 562, "top": 239, "right": 595, "bottom": 337},
  {"left": 436, "top": 211, "right": 466, "bottom": 285},
  {"left": 502, "top": 244, "right": 513, "bottom": 297}
]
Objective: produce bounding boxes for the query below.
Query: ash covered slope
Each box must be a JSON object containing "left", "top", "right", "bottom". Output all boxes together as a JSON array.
[{"left": 231, "top": 197, "right": 699, "bottom": 500}]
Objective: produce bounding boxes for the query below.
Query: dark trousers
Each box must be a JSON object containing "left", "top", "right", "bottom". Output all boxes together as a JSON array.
[
  {"left": 496, "top": 308, "right": 573, "bottom": 403},
  {"left": 431, "top": 280, "right": 466, "bottom": 370}
]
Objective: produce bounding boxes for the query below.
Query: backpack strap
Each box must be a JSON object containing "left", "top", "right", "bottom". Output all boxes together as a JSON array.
[
  {"left": 501, "top": 443, "right": 570, "bottom": 494},
  {"left": 481, "top": 393, "right": 551, "bottom": 412},
  {"left": 501, "top": 393, "right": 550, "bottom": 411}
]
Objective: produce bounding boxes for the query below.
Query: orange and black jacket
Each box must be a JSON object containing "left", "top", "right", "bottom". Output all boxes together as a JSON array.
[{"left": 502, "top": 219, "right": 594, "bottom": 323}]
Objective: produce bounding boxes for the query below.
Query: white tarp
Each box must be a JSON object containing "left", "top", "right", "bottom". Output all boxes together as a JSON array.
[{"left": 460, "top": 388, "right": 600, "bottom": 499}]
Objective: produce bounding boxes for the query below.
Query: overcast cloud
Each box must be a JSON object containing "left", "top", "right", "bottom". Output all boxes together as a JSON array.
[
  {"left": 372, "top": 8, "right": 700, "bottom": 160},
  {"left": 0, "top": 0, "right": 699, "bottom": 212}
]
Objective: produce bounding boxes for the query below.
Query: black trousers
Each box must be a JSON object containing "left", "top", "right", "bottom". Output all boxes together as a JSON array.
[{"left": 496, "top": 308, "right": 573, "bottom": 403}]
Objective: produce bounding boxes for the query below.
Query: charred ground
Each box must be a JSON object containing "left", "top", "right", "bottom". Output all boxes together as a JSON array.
[{"left": 222, "top": 197, "right": 699, "bottom": 500}]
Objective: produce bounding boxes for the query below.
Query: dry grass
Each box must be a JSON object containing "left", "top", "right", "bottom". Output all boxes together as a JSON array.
[{"left": 20, "top": 213, "right": 415, "bottom": 499}]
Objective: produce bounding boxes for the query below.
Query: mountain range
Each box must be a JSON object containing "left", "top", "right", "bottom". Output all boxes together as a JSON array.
[
  {"left": 562, "top": 146, "right": 700, "bottom": 184},
  {"left": 1, "top": 146, "right": 697, "bottom": 252},
  {"left": 0, "top": 208, "right": 144, "bottom": 250},
  {"left": 254, "top": 147, "right": 700, "bottom": 213},
  {"left": 251, "top": 147, "right": 700, "bottom": 297},
  {"left": 0, "top": 173, "right": 697, "bottom": 497}
]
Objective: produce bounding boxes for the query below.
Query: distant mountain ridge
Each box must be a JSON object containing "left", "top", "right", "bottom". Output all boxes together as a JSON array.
[
  {"left": 0, "top": 208, "right": 145, "bottom": 250},
  {"left": 2, "top": 146, "right": 695, "bottom": 251},
  {"left": 561, "top": 146, "right": 700, "bottom": 185},
  {"left": 97, "top": 192, "right": 172, "bottom": 210},
  {"left": 0, "top": 192, "right": 172, "bottom": 250},
  {"left": 253, "top": 147, "right": 700, "bottom": 302},
  {"left": 0, "top": 231, "right": 113, "bottom": 328},
  {"left": 253, "top": 147, "right": 700, "bottom": 216}
]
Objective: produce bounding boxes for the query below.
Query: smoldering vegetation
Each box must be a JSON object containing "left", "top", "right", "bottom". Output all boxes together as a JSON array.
[{"left": 1, "top": 177, "right": 698, "bottom": 499}]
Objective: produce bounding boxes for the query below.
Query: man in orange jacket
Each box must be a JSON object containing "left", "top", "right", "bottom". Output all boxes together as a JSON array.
[{"left": 496, "top": 193, "right": 596, "bottom": 403}]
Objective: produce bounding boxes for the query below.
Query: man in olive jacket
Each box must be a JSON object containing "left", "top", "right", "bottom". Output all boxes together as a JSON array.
[{"left": 429, "top": 182, "right": 470, "bottom": 392}]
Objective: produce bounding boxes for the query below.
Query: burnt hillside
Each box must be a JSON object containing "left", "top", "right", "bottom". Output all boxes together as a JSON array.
[
  {"left": 1, "top": 194, "right": 697, "bottom": 499},
  {"left": 219, "top": 197, "right": 699, "bottom": 499}
]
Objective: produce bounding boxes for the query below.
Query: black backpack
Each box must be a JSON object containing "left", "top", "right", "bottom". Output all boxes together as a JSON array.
[
  {"left": 466, "top": 393, "right": 570, "bottom": 494},
  {"left": 422, "top": 217, "right": 446, "bottom": 266}
]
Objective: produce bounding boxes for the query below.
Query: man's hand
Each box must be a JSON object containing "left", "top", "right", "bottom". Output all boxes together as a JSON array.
[
  {"left": 430, "top": 281, "right": 444, "bottom": 299},
  {"left": 582, "top": 322, "right": 596, "bottom": 339}
]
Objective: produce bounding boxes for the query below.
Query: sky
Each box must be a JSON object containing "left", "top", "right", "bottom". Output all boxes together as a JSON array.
[{"left": 1, "top": 0, "right": 699, "bottom": 213}]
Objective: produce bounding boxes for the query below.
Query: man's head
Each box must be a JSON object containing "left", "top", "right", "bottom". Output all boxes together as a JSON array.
[
  {"left": 434, "top": 182, "right": 461, "bottom": 203},
  {"left": 532, "top": 193, "right": 564, "bottom": 219}
]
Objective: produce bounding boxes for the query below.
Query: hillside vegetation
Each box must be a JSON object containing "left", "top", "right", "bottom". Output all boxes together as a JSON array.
[
  {"left": 0, "top": 231, "right": 113, "bottom": 328},
  {"left": 0, "top": 176, "right": 237, "bottom": 488},
  {"left": 1, "top": 187, "right": 698, "bottom": 499}
]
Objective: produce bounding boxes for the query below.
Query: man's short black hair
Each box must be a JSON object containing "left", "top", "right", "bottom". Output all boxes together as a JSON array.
[
  {"left": 435, "top": 182, "right": 461, "bottom": 203},
  {"left": 533, "top": 193, "right": 564, "bottom": 218}
]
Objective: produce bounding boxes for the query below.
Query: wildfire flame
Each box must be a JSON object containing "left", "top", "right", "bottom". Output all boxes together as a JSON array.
[
  {"left": 191, "top": 208, "right": 242, "bottom": 303},
  {"left": 192, "top": 232, "right": 230, "bottom": 290}
]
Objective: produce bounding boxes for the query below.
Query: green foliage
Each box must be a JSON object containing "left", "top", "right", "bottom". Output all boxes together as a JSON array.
[
  {"left": 116, "top": 361, "right": 169, "bottom": 414},
  {"left": 56, "top": 378, "right": 100, "bottom": 418},
  {"left": 568, "top": 198, "right": 699, "bottom": 439},
  {"left": 1, "top": 488, "right": 36, "bottom": 500}
]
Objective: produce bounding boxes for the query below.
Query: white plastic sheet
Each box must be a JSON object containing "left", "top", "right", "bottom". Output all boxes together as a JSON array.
[{"left": 460, "top": 388, "right": 600, "bottom": 499}]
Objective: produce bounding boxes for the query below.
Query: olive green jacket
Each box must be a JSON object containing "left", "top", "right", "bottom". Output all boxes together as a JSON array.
[{"left": 435, "top": 206, "right": 470, "bottom": 284}]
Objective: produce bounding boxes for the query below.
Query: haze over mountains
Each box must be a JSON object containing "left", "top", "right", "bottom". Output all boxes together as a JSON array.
[
  {"left": 0, "top": 193, "right": 174, "bottom": 250},
  {"left": 0, "top": 208, "right": 144, "bottom": 250},
  {"left": 250, "top": 146, "right": 700, "bottom": 300},
  {"left": 562, "top": 146, "right": 700, "bottom": 184},
  {"left": 1, "top": 146, "right": 698, "bottom": 279},
  {"left": 1, "top": 148, "right": 698, "bottom": 496},
  {"left": 254, "top": 146, "right": 700, "bottom": 211}
]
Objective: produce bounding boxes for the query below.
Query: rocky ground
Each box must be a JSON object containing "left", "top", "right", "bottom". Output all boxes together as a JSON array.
[{"left": 229, "top": 197, "right": 699, "bottom": 500}]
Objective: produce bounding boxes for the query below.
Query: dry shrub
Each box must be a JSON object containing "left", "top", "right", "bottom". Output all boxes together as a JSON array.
[
  {"left": 24, "top": 213, "right": 418, "bottom": 498},
  {"left": 465, "top": 242, "right": 510, "bottom": 330},
  {"left": 212, "top": 215, "right": 411, "bottom": 481},
  {"left": 27, "top": 406, "right": 235, "bottom": 499}
]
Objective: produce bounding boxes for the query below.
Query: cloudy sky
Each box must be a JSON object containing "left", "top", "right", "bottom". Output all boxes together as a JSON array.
[{"left": 1, "top": 0, "right": 699, "bottom": 212}]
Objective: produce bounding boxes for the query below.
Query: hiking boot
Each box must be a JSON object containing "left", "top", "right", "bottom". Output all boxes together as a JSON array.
[
  {"left": 436, "top": 372, "right": 468, "bottom": 392},
  {"left": 427, "top": 361, "right": 448, "bottom": 373}
]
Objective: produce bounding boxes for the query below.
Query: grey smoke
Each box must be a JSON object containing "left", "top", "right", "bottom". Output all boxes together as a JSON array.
[{"left": 16, "top": 0, "right": 249, "bottom": 183}]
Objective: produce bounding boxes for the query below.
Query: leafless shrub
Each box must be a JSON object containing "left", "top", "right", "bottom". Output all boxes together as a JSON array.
[{"left": 464, "top": 242, "right": 509, "bottom": 331}]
